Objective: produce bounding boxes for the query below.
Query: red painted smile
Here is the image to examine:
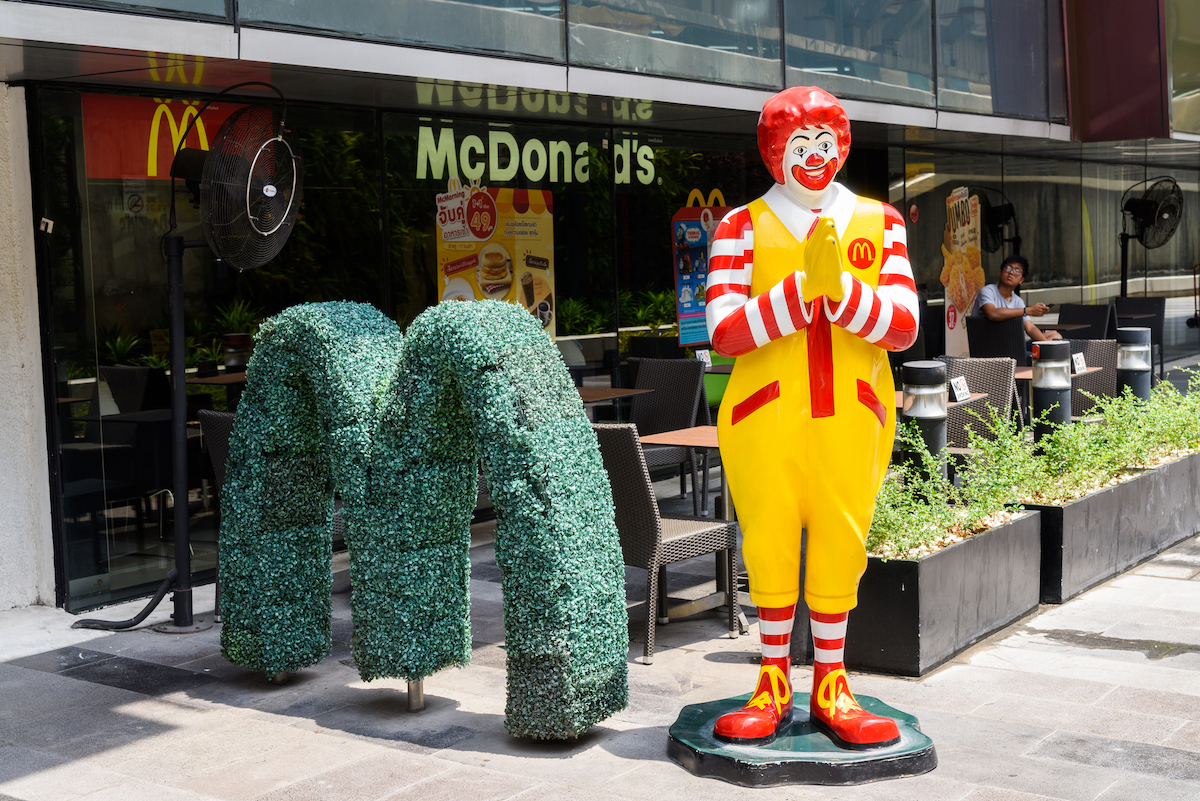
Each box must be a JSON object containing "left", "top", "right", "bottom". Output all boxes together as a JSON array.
[{"left": 792, "top": 158, "right": 838, "bottom": 191}]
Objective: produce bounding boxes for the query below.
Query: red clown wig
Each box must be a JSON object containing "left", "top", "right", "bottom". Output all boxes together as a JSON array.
[{"left": 757, "top": 86, "right": 851, "bottom": 185}]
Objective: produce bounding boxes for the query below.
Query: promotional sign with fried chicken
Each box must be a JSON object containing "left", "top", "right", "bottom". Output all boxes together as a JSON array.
[
  {"left": 941, "top": 186, "right": 984, "bottom": 356},
  {"left": 435, "top": 178, "right": 556, "bottom": 337}
]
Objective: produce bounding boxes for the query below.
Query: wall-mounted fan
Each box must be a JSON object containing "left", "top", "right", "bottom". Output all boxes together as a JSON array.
[
  {"left": 1120, "top": 177, "right": 1183, "bottom": 297},
  {"left": 968, "top": 186, "right": 1022, "bottom": 255},
  {"left": 76, "top": 83, "right": 302, "bottom": 632}
]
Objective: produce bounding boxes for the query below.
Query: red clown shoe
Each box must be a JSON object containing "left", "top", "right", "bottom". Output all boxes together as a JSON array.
[
  {"left": 808, "top": 611, "right": 899, "bottom": 750},
  {"left": 713, "top": 604, "right": 795, "bottom": 745}
]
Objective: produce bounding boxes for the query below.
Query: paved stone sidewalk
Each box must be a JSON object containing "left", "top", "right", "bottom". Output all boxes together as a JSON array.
[{"left": 5, "top": 516, "right": 1200, "bottom": 801}]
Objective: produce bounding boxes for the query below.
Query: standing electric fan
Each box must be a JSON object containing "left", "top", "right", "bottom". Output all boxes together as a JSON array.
[
  {"left": 76, "top": 82, "right": 302, "bottom": 631},
  {"left": 1120, "top": 177, "right": 1183, "bottom": 297}
]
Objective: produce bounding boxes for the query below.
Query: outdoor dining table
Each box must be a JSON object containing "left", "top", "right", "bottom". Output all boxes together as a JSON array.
[
  {"left": 894, "top": 390, "right": 988, "bottom": 410},
  {"left": 1037, "top": 322, "right": 1090, "bottom": 333},
  {"left": 577, "top": 386, "right": 653, "bottom": 422},
  {"left": 704, "top": 364, "right": 734, "bottom": 374},
  {"left": 638, "top": 424, "right": 750, "bottom": 632},
  {"left": 1014, "top": 365, "right": 1102, "bottom": 381}
]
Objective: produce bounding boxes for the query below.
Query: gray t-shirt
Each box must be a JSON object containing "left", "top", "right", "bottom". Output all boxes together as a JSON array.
[{"left": 975, "top": 284, "right": 1027, "bottom": 321}]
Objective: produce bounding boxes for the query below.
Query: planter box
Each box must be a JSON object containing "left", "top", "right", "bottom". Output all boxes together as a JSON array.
[
  {"left": 1032, "top": 449, "right": 1200, "bottom": 604},
  {"left": 840, "top": 510, "right": 1042, "bottom": 677}
]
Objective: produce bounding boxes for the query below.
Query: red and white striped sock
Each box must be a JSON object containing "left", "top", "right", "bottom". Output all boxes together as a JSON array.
[
  {"left": 810, "top": 610, "right": 848, "bottom": 668},
  {"left": 757, "top": 604, "right": 796, "bottom": 676}
]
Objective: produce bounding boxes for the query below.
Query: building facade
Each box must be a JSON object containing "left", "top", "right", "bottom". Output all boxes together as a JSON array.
[{"left": 2, "top": 0, "right": 1198, "bottom": 612}]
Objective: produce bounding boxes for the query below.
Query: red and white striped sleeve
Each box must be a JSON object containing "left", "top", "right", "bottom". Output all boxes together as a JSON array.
[
  {"left": 705, "top": 207, "right": 814, "bottom": 357},
  {"left": 824, "top": 204, "right": 919, "bottom": 352}
]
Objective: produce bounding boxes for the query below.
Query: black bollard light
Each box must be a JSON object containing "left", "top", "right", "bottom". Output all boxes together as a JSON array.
[
  {"left": 900, "top": 360, "right": 948, "bottom": 479},
  {"left": 1116, "top": 327, "right": 1153, "bottom": 401},
  {"left": 1032, "top": 340, "right": 1072, "bottom": 442}
]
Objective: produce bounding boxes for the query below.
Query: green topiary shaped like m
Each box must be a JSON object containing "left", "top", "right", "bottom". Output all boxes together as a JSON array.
[{"left": 218, "top": 300, "right": 628, "bottom": 739}]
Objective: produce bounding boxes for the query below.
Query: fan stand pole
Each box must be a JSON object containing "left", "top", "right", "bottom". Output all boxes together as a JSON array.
[
  {"left": 1119, "top": 233, "right": 1130, "bottom": 298},
  {"left": 156, "top": 234, "right": 213, "bottom": 634}
]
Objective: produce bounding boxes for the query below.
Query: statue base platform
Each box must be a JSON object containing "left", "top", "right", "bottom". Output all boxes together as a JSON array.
[{"left": 668, "top": 693, "right": 936, "bottom": 787}]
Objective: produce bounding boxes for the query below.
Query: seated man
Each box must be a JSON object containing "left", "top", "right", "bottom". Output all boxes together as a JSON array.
[{"left": 975, "top": 254, "right": 1061, "bottom": 342}]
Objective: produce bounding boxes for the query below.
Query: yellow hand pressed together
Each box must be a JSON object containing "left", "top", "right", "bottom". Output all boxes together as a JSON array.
[{"left": 799, "top": 218, "right": 846, "bottom": 303}]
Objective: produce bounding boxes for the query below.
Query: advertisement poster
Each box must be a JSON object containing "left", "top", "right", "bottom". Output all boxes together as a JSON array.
[
  {"left": 671, "top": 205, "right": 730, "bottom": 346},
  {"left": 940, "top": 186, "right": 985, "bottom": 356},
  {"left": 435, "top": 180, "right": 555, "bottom": 337}
]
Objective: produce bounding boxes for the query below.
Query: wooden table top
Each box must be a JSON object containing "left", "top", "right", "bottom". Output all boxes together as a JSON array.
[
  {"left": 1015, "top": 365, "right": 1103, "bottom": 381},
  {"left": 639, "top": 425, "right": 719, "bottom": 449},
  {"left": 1037, "top": 323, "right": 1090, "bottom": 332},
  {"left": 704, "top": 364, "right": 734, "bottom": 374},
  {"left": 577, "top": 387, "right": 654, "bottom": 403},
  {"left": 186, "top": 372, "right": 248, "bottom": 386},
  {"left": 1116, "top": 313, "right": 1154, "bottom": 320}
]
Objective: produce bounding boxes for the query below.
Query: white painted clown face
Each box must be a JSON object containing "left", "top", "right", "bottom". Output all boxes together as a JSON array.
[{"left": 783, "top": 124, "right": 840, "bottom": 205}]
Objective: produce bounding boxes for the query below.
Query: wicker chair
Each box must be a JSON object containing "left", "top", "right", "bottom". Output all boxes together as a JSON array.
[
  {"left": 594, "top": 423, "right": 738, "bottom": 664},
  {"left": 1070, "top": 339, "right": 1118, "bottom": 416},
  {"left": 1058, "top": 303, "right": 1113, "bottom": 340},
  {"left": 627, "top": 357, "right": 707, "bottom": 516},
  {"left": 936, "top": 356, "right": 1022, "bottom": 447}
]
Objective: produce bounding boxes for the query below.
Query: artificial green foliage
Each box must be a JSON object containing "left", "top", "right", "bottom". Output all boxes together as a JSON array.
[{"left": 219, "top": 299, "right": 628, "bottom": 739}]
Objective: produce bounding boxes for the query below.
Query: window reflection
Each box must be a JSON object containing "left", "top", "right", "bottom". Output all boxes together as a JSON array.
[
  {"left": 239, "top": 0, "right": 565, "bottom": 61},
  {"left": 936, "top": 0, "right": 1052, "bottom": 119},
  {"left": 568, "top": 0, "right": 781, "bottom": 88},
  {"left": 785, "top": 0, "right": 933, "bottom": 107}
]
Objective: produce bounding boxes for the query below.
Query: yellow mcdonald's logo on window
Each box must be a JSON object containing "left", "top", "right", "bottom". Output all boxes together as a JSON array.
[
  {"left": 147, "top": 101, "right": 209, "bottom": 178},
  {"left": 147, "top": 52, "right": 204, "bottom": 85},
  {"left": 686, "top": 188, "right": 726, "bottom": 208}
]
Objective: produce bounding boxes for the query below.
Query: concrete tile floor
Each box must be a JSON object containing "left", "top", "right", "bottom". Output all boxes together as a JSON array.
[{"left": 6, "top": 477, "right": 1200, "bottom": 799}]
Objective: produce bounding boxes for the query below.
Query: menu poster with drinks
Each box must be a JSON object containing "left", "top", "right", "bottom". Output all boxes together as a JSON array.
[
  {"left": 940, "top": 186, "right": 985, "bottom": 356},
  {"left": 671, "top": 205, "right": 730, "bottom": 347},
  {"left": 435, "top": 180, "right": 556, "bottom": 338}
]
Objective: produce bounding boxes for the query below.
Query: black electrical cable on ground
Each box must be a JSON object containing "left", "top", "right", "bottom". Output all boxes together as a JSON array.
[{"left": 71, "top": 569, "right": 179, "bottom": 630}]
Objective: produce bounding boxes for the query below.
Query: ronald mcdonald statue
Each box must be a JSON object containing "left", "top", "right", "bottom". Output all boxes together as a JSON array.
[{"left": 706, "top": 86, "right": 919, "bottom": 749}]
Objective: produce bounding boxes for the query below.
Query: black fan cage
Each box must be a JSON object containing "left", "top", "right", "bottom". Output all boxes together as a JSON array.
[
  {"left": 1139, "top": 180, "right": 1183, "bottom": 250},
  {"left": 201, "top": 105, "right": 303, "bottom": 271}
]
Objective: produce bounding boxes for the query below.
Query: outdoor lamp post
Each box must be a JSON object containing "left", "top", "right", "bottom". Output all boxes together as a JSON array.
[
  {"left": 1116, "top": 327, "right": 1153, "bottom": 401},
  {"left": 900, "top": 360, "right": 948, "bottom": 479},
  {"left": 1032, "top": 340, "right": 1072, "bottom": 442}
]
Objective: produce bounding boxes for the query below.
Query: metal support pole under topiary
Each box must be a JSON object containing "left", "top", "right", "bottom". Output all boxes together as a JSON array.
[{"left": 218, "top": 300, "right": 629, "bottom": 739}]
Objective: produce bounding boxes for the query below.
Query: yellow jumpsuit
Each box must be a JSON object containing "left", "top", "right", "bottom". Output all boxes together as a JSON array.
[{"left": 717, "top": 197, "right": 894, "bottom": 614}]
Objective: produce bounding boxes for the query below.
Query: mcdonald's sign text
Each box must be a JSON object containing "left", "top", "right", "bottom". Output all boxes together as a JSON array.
[{"left": 82, "top": 94, "right": 240, "bottom": 181}]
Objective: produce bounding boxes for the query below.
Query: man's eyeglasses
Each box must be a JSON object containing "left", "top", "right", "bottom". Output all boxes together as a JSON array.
[{"left": 1002, "top": 265, "right": 1023, "bottom": 274}]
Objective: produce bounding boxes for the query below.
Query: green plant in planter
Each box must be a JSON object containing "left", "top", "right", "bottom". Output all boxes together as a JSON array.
[
  {"left": 214, "top": 298, "right": 264, "bottom": 335},
  {"left": 557, "top": 297, "right": 607, "bottom": 336},
  {"left": 220, "top": 300, "right": 628, "bottom": 740},
  {"left": 97, "top": 324, "right": 145, "bottom": 365}
]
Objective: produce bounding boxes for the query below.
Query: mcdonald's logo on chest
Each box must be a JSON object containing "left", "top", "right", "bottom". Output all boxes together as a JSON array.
[{"left": 847, "top": 237, "right": 876, "bottom": 270}]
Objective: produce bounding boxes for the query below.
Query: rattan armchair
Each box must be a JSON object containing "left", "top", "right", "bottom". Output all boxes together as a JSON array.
[
  {"left": 1070, "top": 339, "right": 1118, "bottom": 416},
  {"left": 936, "top": 356, "right": 1022, "bottom": 447},
  {"left": 627, "top": 357, "right": 707, "bottom": 516},
  {"left": 594, "top": 423, "right": 738, "bottom": 664}
]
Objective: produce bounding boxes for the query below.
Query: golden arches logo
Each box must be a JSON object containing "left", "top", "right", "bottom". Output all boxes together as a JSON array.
[
  {"left": 147, "top": 52, "right": 204, "bottom": 85},
  {"left": 686, "top": 188, "right": 726, "bottom": 207},
  {"left": 147, "top": 102, "right": 209, "bottom": 178},
  {"left": 848, "top": 238, "right": 876, "bottom": 270}
]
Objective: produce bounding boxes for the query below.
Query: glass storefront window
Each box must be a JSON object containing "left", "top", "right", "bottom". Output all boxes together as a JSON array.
[
  {"left": 1002, "top": 156, "right": 1083, "bottom": 297},
  {"left": 239, "top": 0, "right": 565, "bottom": 62},
  {"left": 45, "top": 0, "right": 229, "bottom": 16},
  {"left": 785, "top": 0, "right": 934, "bottom": 107},
  {"left": 936, "top": 0, "right": 1052, "bottom": 119},
  {"left": 568, "top": 0, "right": 782, "bottom": 89},
  {"left": 1082, "top": 162, "right": 1146, "bottom": 302}
]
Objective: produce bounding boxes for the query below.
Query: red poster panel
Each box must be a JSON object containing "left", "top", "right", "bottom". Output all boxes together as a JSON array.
[{"left": 81, "top": 94, "right": 242, "bottom": 181}]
